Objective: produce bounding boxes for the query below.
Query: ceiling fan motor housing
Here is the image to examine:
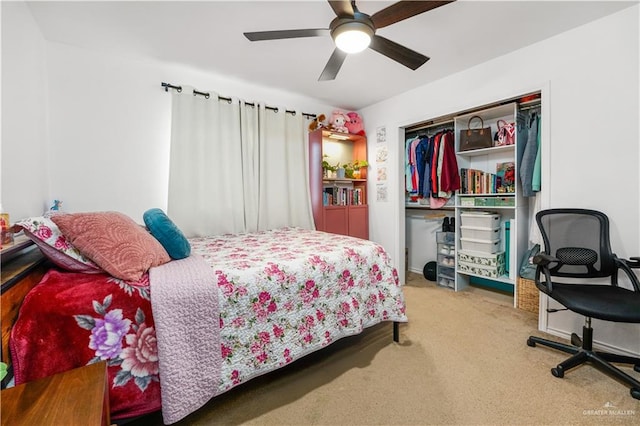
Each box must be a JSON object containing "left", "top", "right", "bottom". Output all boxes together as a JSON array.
[{"left": 329, "top": 13, "right": 376, "bottom": 41}]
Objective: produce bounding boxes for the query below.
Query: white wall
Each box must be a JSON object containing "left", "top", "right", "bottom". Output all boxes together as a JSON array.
[
  {"left": 1, "top": 1, "right": 49, "bottom": 219},
  {"left": 360, "top": 6, "right": 639, "bottom": 354},
  {"left": 2, "top": 3, "right": 337, "bottom": 222},
  {"left": 42, "top": 43, "right": 337, "bottom": 222}
]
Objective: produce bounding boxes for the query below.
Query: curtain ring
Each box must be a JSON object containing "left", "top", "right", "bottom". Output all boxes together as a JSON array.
[
  {"left": 177, "top": 86, "right": 182, "bottom": 93},
  {"left": 227, "top": 98, "right": 232, "bottom": 104},
  {"left": 274, "top": 107, "right": 279, "bottom": 113}
]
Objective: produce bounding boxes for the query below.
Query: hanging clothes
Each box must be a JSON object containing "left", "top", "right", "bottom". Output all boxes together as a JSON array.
[
  {"left": 415, "top": 137, "right": 430, "bottom": 198},
  {"left": 531, "top": 113, "right": 542, "bottom": 192},
  {"left": 405, "top": 136, "right": 419, "bottom": 195},
  {"left": 405, "top": 128, "right": 459, "bottom": 207},
  {"left": 422, "top": 135, "right": 436, "bottom": 199},
  {"left": 519, "top": 108, "right": 540, "bottom": 197},
  {"left": 439, "top": 131, "right": 461, "bottom": 194}
]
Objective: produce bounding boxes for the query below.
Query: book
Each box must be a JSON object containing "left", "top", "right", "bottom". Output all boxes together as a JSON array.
[{"left": 496, "top": 162, "right": 515, "bottom": 193}]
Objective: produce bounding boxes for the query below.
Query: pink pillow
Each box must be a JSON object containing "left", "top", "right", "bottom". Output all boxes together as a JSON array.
[
  {"left": 15, "top": 216, "right": 102, "bottom": 273},
  {"left": 51, "top": 212, "right": 171, "bottom": 281}
]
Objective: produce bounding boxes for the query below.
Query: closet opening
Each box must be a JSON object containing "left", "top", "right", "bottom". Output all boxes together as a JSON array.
[{"left": 401, "top": 91, "right": 543, "bottom": 307}]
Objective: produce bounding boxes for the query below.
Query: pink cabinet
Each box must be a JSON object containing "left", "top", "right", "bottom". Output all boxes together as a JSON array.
[{"left": 309, "top": 129, "right": 369, "bottom": 240}]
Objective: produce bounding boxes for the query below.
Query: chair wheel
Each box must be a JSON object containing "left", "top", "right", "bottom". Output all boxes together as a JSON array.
[
  {"left": 527, "top": 338, "right": 536, "bottom": 347},
  {"left": 632, "top": 388, "right": 640, "bottom": 400},
  {"left": 551, "top": 367, "right": 564, "bottom": 378}
]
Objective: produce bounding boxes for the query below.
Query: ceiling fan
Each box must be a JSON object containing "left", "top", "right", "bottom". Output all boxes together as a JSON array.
[{"left": 244, "top": 0, "right": 456, "bottom": 81}]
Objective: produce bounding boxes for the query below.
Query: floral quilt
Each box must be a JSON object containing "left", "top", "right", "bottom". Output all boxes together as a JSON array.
[{"left": 10, "top": 227, "right": 407, "bottom": 422}]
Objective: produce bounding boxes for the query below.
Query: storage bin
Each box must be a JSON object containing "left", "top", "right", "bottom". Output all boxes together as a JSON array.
[
  {"left": 458, "top": 250, "right": 505, "bottom": 267},
  {"left": 437, "top": 253, "right": 455, "bottom": 267},
  {"left": 494, "top": 196, "right": 515, "bottom": 207},
  {"left": 474, "top": 197, "right": 496, "bottom": 207},
  {"left": 437, "top": 265, "right": 455, "bottom": 279},
  {"left": 460, "top": 237, "right": 501, "bottom": 253},
  {"left": 460, "top": 198, "right": 475, "bottom": 207},
  {"left": 458, "top": 260, "right": 505, "bottom": 278},
  {"left": 517, "top": 277, "right": 539, "bottom": 314},
  {"left": 436, "top": 231, "right": 455, "bottom": 244},
  {"left": 459, "top": 226, "right": 500, "bottom": 241},
  {"left": 460, "top": 212, "right": 501, "bottom": 228}
]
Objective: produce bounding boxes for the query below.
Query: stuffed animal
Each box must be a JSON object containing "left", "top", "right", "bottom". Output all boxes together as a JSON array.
[
  {"left": 345, "top": 111, "right": 365, "bottom": 136},
  {"left": 308, "top": 113, "right": 327, "bottom": 132},
  {"left": 330, "top": 110, "right": 348, "bottom": 133}
]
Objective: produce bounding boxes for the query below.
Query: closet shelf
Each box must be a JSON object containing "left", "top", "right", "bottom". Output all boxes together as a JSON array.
[
  {"left": 456, "top": 144, "right": 514, "bottom": 157},
  {"left": 323, "top": 178, "right": 366, "bottom": 183},
  {"left": 458, "top": 193, "right": 515, "bottom": 197}
]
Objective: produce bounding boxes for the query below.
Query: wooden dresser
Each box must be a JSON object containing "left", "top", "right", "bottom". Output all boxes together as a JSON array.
[
  {"left": 0, "top": 361, "right": 111, "bottom": 426},
  {"left": 1, "top": 237, "right": 49, "bottom": 388}
]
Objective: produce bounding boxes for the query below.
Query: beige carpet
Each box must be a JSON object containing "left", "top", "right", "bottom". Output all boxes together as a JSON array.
[{"left": 131, "top": 273, "right": 639, "bottom": 425}]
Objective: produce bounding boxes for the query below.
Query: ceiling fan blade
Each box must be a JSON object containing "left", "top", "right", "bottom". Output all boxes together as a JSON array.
[
  {"left": 244, "top": 29, "right": 329, "bottom": 41},
  {"left": 327, "top": 0, "right": 354, "bottom": 18},
  {"left": 369, "top": 35, "right": 429, "bottom": 70},
  {"left": 371, "top": 1, "right": 455, "bottom": 29},
  {"left": 318, "top": 48, "right": 348, "bottom": 81}
]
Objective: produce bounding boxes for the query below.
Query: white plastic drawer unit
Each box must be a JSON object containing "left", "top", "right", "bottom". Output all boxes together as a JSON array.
[
  {"left": 436, "top": 231, "right": 455, "bottom": 244},
  {"left": 460, "top": 238, "right": 501, "bottom": 253},
  {"left": 460, "top": 212, "right": 501, "bottom": 228},
  {"left": 459, "top": 226, "right": 500, "bottom": 241}
]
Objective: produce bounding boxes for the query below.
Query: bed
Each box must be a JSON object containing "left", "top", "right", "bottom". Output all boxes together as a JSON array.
[{"left": 5, "top": 212, "right": 407, "bottom": 424}]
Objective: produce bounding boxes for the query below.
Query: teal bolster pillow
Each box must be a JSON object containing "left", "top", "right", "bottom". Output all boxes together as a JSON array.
[{"left": 143, "top": 208, "right": 191, "bottom": 260}]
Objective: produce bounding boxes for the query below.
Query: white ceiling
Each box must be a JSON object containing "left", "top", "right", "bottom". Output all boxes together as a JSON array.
[{"left": 25, "top": 0, "right": 637, "bottom": 110}]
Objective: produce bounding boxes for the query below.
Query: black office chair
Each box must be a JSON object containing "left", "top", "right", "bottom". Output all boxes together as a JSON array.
[{"left": 526, "top": 208, "right": 640, "bottom": 400}]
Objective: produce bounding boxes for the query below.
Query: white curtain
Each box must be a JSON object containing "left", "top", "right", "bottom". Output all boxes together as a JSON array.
[
  {"left": 168, "top": 87, "right": 245, "bottom": 237},
  {"left": 168, "top": 88, "right": 314, "bottom": 237},
  {"left": 255, "top": 105, "right": 314, "bottom": 231}
]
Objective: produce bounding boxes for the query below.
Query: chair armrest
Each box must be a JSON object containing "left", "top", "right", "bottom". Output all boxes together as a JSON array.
[
  {"left": 533, "top": 253, "right": 558, "bottom": 295},
  {"left": 626, "top": 257, "right": 640, "bottom": 268},
  {"left": 532, "top": 253, "right": 559, "bottom": 266},
  {"left": 614, "top": 255, "right": 640, "bottom": 292}
]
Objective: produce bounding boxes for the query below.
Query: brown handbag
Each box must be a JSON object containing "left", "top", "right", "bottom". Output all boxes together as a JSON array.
[{"left": 459, "top": 115, "right": 493, "bottom": 151}]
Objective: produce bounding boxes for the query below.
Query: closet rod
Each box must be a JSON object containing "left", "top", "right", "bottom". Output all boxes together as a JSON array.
[
  {"left": 519, "top": 103, "right": 542, "bottom": 111},
  {"left": 160, "top": 82, "right": 317, "bottom": 119},
  {"left": 405, "top": 118, "right": 455, "bottom": 134}
]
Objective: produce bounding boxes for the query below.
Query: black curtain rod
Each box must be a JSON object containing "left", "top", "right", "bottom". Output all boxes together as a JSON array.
[{"left": 161, "top": 82, "right": 316, "bottom": 119}]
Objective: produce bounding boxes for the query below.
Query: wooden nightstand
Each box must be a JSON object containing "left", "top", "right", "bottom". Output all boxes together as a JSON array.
[{"left": 0, "top": 361, "right": 111, "bottom": 426}]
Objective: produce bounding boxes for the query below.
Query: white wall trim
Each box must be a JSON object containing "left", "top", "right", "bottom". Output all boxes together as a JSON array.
[{"left": 544, "top": 326, "right": 640, "bottom": 357}]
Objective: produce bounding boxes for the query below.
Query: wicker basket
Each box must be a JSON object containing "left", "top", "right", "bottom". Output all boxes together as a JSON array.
[{"left": 517, "top": 277, "right": 539, "bottom": 314}]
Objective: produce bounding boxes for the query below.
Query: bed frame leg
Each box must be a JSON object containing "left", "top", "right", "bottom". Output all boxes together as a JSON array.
[{"left": 393, "top": 321, "right": 399, "bottom": 342}]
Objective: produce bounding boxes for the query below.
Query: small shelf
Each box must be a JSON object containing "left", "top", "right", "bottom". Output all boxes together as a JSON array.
[
  {"left": 456, "top": 206, "right": 517, "bottom": 210},
  {"left": 456, "top": 270, "right": 515, "bottom": 285},
  {"left": 321, "top": 129, "right": 366, "bottom": 143},
  {"left": 456, "top": 144, "right": 515, "bottom": 157},
  {"left": 323, "top": 178, "right": 366, "bottom": 183},
  {"left": 458, "top": 193, "right": 515, "bottom": 197}
]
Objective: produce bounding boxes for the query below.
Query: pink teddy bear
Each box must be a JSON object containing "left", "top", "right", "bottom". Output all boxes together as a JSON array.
[
  {"left": 345, "top": 111, "right": 365, "bottom": 136},
  {"left": 330, "top": 110, "right": 349, "bottom": 133}
]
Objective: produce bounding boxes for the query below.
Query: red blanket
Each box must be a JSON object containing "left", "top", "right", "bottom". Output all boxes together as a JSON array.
[{"left": 10, "top": 269, "right": 161, "bottom": 419}]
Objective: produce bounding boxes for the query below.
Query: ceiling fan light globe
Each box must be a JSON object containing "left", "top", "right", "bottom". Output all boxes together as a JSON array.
[{"left": 332, "top": 22, "right": 373, "bottom": 54}]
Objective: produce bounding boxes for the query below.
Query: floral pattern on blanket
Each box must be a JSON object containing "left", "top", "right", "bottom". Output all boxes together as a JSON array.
[
  {"left": 10, "top": 272, "right": 161, "bottom": 420},
  {"left": 74, "top": 293, "right": 159, "bottom": 392},
  {"left": 189, "top": 227, "right": 407, "bottom": 394}
]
